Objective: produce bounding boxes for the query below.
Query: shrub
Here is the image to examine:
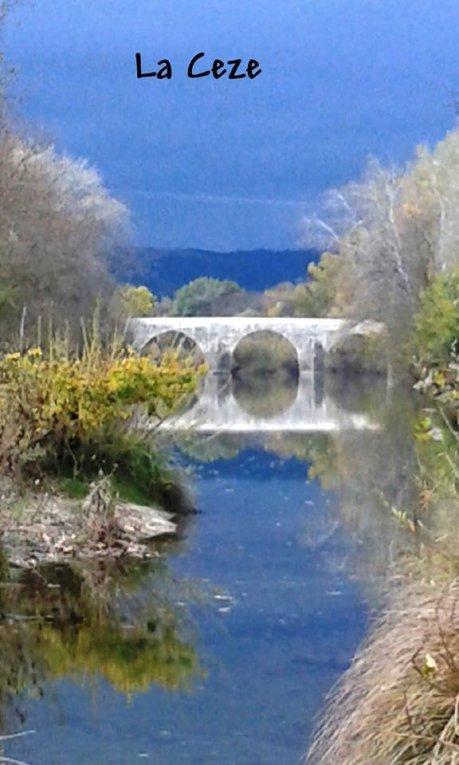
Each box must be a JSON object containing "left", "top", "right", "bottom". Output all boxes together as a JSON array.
[
  {"left": 0, "top": 331, "right": 200, "bottom": 493},
  {"left": 308, "top": 408, "right": 459, "bottom": 764},
  {"left": 414, "top": 270, "right": 459, "bottom": 366}
]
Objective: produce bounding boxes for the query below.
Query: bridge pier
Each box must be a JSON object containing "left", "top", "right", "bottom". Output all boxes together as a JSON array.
[
  {"left": 200, "top": 342, "right": 233, "bottom": 375},
  {"left": 296, "top": 340, "right": 316, "bottom": 374}
]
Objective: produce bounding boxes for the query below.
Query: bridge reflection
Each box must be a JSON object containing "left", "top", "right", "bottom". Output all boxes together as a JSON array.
[{"left": 160, "top": 372, "right": 379, "bottom": 433}]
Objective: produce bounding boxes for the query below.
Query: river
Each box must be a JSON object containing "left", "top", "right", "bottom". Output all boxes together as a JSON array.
[{"left": 1, "top": 373, "right": 423, "bottom": 765}]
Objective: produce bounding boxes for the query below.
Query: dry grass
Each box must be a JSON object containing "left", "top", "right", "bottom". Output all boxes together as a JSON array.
[{"left": 308, "top": 579, "right": 459, "bottom": 764}]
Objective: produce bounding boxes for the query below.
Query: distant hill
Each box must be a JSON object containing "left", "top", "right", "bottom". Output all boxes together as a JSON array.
[{"left": 109, "top": 248, "right": 318, "bottom": 297}]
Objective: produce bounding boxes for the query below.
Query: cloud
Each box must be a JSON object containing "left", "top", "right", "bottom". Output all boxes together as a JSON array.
[{"left": 115, "top": 188, "right": 311, "bottom": 209}]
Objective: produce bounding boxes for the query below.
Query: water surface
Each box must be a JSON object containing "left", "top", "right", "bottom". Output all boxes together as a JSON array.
[{"left": 1, "top": 375, "right": 419, "bottom": 764}]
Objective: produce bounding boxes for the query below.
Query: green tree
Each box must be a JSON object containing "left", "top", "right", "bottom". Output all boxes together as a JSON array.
[
  {"left": 172, "top": 277, "right": 243, "bottom": 316},
  {"left": 262, "top": 252, "right": 343, "bottom": 318},
  {"left": 414, "top": 269, "right": 459, "bottom": 364},
  {"left": 298, "top": 252, "right": 343, "bottom": 317},
  {"left": 115, "top": 284, "right": 156, "bottom": 318}
]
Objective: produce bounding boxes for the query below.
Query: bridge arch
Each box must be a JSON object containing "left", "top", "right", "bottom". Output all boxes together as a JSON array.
[
  {"left": 140, "top": 329, "right": 205, "bottom": 366},
  {"left": 232, "top": 329, "right": 299, "bottom": 377}
]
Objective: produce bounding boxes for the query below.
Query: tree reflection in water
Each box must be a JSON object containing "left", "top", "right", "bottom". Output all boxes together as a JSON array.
[{"left": 0, "top": 555, "right": 203, "bottom": 726}]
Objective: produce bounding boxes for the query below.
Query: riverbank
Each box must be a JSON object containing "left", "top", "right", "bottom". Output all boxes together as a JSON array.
[
  {"left": 0, "top": 331, "right": 202, "bottom": 568},
  {"left": 307, "top": 371, "right": 459, "bottom": 763},
  {"left": 0, "top": 474, "right": 181, "bottom": 569}
]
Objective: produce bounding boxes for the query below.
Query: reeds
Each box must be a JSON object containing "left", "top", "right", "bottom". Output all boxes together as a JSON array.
[{"left": 308, "top": 578, "right": 459, "bottom": 764}]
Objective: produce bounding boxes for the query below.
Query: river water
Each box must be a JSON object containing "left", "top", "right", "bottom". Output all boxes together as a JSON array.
[{"left": 1, "top": 373, "right": 422, "bottom": 765}]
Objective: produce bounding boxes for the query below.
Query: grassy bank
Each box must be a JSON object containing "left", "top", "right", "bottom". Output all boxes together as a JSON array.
[
  {"left": 307, "top": 383, "right": 458, "bottom": 763},
  {"left": 309, "top": 578, "right": 459, "bottom": 764}
]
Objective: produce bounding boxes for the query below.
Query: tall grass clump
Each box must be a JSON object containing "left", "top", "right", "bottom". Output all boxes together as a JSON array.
[
  {"left": 0, "top": 320, "right": 201, "bottom": 506},
  {"left": 308, "top": 578, "right": 459, "bottom": 764},
  {"left": 308, "top": 405, "right": 459, "bottom": 765}
]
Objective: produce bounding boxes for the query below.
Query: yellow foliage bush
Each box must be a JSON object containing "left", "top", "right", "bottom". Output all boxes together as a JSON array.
[{"left": 0, "top": 341, "right": 201, "bottom": 476}]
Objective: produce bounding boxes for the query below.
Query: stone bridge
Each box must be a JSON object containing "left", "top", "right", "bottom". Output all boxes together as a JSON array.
[{"left": 130, "top": 316, "right": 382, "bottom": 373}]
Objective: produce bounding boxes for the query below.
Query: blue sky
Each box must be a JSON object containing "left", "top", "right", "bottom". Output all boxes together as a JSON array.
[{"left": 4, "top": 0, "right": 459, "bottom": 249}]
